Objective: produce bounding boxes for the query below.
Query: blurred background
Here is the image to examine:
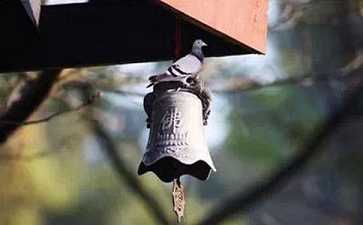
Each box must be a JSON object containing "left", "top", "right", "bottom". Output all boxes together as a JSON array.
[{"left": 0, "top": 0, "right": 363, "bottom": 225}]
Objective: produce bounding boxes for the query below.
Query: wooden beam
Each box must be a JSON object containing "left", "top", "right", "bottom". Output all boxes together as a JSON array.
[
  {"left": 20, "top": 0, "right": 42, "bottom": 27},
  {"left": 160, "top": 0, "right": 268, "bottom": 54},
  {"left": 0, "top": 1, "right": 268, "bottom": 72}
]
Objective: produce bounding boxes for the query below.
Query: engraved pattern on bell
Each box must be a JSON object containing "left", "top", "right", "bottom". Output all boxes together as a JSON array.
[
  {"left": 157, "top": 107, "right": 188, "bottom": 147},
  {"left": 138, "top": 90, "right": 216, "bottom": 182}
]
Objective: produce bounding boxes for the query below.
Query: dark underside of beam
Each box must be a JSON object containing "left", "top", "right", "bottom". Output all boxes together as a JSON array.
[{"left": 0, "top": 1, "right": 257, "bottom": 73}]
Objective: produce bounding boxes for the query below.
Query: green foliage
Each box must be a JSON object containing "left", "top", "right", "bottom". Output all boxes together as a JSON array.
[{"left": 226, "top": 86, "right": 323, "bottom": 168}]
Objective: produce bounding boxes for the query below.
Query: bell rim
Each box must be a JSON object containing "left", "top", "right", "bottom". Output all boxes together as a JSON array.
[
  {"left": 137, "top": 156, "right": 216, "bottom": 182},
  {"left": 141, "top": 151, "right": 216, "bottom": 172}
]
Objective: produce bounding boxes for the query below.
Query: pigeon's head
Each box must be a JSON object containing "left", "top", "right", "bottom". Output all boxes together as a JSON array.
[{"left": 193, "top": 39, "right": 208, "bottom": 49}]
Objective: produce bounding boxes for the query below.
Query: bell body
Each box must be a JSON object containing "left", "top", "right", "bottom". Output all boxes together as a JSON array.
[{"left": 138, "top": 90, "right": 216, "bottom": 182}]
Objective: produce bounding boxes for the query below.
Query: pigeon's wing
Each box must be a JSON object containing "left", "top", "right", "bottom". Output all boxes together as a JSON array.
[{"left": 169, "top": 54, "right": 202, "bottom": 75}]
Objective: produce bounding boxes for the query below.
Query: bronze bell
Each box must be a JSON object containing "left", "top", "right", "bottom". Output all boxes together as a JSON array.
[{"left": 138, "top": 82, "right": 216, "bottom": 182}]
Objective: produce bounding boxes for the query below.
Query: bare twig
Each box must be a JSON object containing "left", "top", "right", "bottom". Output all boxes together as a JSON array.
[
  {"left": 102, "top": 75, "right": 315, "bottom": 97},
  {"left": 89, "top": 119, "right": 173, "bottom": 225},
  {"left": 0, "top": 69, "right": 62, "bottom": 144},
  {"left": 0, "top": 92, "right": 99, "bottom": 126},
  {"left": 105, "top": 71, "right": 358, "bottom": 98},
  {"left": 0, "top": 92, "right": 99, "bottom": 162},
  {"left": 211, "top": 71, "right": 356, "bottom": 94},
  {"left": 105, "top": 89, "right": 145, "bottom": 97},
  {"left": 196, "top": 75, "right": 363, "bottom": 225}
]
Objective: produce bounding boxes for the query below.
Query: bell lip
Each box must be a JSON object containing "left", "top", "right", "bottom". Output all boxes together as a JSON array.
[
  {"left": 138, "top": 156, "right": 216, "bottom": 183},
  {"left": 141, "top": 152, "right": 216, "bottom": 171}
]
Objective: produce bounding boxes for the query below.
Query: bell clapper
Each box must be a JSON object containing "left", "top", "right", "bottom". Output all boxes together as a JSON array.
[{"left": 172, "top": 177, "right": 185, "bottom": 223}]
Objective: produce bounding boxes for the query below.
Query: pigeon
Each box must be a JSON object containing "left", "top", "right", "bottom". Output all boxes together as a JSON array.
[{"left": 147, "top": 39, "right": 207, "bottom": 88}]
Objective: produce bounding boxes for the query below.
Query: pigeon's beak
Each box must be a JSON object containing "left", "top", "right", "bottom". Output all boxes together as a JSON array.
[{"left": 202, "top": 41, "right": 208, "bottom": 47}]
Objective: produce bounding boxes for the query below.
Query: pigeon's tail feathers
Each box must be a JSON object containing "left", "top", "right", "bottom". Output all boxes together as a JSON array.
[
  {"left": 146, "top": 74, "right": 159, "bottom": 88},
  {"left": 146, "top": 82, "right": 154, "bottom": 88},
  {"left": 146, "top": 74, "right": 167, "bottom": 88},
  {"left": 148, "top": 75, "right": 159, "bottom": 82}
]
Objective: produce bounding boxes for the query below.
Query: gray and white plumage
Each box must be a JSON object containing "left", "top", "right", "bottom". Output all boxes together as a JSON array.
[{"left": 147, "top": 39, "right": 207, "bottom": 88}]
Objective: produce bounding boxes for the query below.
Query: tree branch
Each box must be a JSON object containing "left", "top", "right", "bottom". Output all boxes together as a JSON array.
[
  {"left": 105, "top": 89, "right": 145, "bottom": 97},
  {"left": 0, "top": 92, "right": 99, "bottom": 126},
  {"left": 211, "top": 71, "right": 355, "bottom": 94},
  {"left": 0, "top": 69, "right": 62, "bottom": 143},
  {"left": 89, "top": 119, "right": 173, "bottom": 225},
  {"left": 106, "top": 71, "right": 357, "bottom": 98},
  {"left": 196, "top": 75, "right": 363, "bottom": 225}
]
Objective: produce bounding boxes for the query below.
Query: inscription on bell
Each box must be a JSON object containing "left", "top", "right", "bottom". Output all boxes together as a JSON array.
[
  {"left": 157, "top": 107, "right": 188, "bottom": 147},
  {"left": 161, "top": 107, "right": 181, "bottom": 133}
]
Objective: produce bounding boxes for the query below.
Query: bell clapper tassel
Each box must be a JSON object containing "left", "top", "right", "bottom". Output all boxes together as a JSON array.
[{"left": 172, "top": 177, "right": 185, "bottom": 223}]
